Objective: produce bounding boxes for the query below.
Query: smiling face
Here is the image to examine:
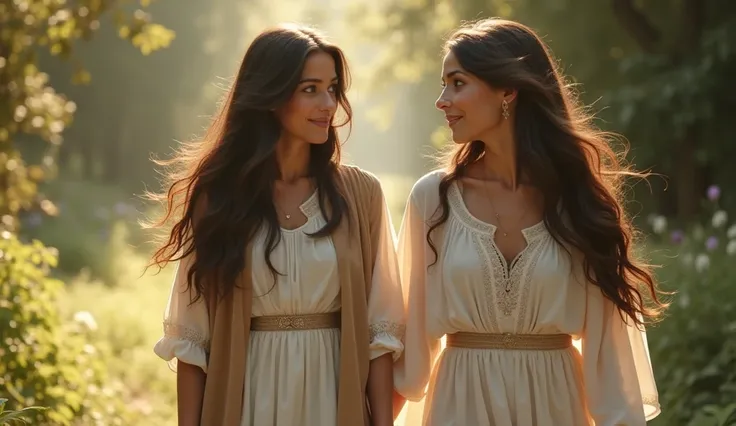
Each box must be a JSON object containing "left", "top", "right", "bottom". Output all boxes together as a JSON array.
[
  {"left": 436, "top": 51, "right": 512, "bottom": 144},
  {"left": 275, "top": 50, "right": 339, "bottom": 145}
]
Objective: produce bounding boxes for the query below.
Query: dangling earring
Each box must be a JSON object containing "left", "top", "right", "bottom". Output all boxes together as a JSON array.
[{"left": 502, "top": 99, "right": 510, "bottom": 120}]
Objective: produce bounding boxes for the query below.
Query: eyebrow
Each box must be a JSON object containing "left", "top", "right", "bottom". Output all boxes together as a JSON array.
[
  {"left": 299, "top": 76, "right": 339, "bottom": 84},
  {"left": 442, "top": 70, "right": 467, "bottom": 80}
]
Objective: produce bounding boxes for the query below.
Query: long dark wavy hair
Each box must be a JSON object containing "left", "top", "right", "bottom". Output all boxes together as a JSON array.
[
  {"left": 144, "top": 24, "right": 352, "bottom": 303},
  {"left": 429, "top": 18, "right": 667, "bottom": 326}
]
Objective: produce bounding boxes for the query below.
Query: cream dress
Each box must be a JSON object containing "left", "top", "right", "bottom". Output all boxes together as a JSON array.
[
  {"left": 154, "top": 191, "right": 405, "bottom": 426},
  {"left": 394, "top": 171, "right": 660, "bottom": 426}
]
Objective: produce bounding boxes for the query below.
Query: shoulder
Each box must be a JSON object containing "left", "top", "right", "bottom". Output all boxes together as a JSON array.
[
  {"left": 408, "top": 169, "right": 446, "bottom": 205},
  {"left": 337, "top": 164, "right": 383, "bottom": 197}
]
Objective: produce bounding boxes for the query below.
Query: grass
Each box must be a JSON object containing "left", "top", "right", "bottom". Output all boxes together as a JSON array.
[{"left": 57, "top": 247, "right": 178, "bottom": 425}]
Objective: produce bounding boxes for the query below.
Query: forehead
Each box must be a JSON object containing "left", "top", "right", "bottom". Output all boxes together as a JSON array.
[
  {"left": 441, "top": 51, "right": 463, "bottom": 74},
  {"left": 301, "top": 50, "right": 337, "bottom": 78}
]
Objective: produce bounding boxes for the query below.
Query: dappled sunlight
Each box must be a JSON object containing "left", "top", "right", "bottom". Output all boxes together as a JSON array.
[{"left": 2, "top": 0, "right": 733, "bottom": 424}]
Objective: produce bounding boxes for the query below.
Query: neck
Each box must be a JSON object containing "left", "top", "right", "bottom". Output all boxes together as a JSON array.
[
  {"left": 479, "top": 122, "right": 518, "bottom": 190},
  {"left": 275, "top": 137, "right": 311, "bottom": 183}
]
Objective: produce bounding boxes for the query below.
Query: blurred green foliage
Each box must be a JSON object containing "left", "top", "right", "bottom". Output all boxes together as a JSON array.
[
  {"left": 0, "top": 0, "right": 174, "bottom": 225},
  {"left": 644, "top": 187, "right": 736, "bottom": 426},
  {"left": 0, "top": 1, "right": 173, "bottom": 424},
  {"left": 0, "top": 233, "right": 133, "bottom": 425}
]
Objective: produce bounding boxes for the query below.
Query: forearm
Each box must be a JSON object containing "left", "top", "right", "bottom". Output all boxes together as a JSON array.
[
  {"left": 177, "top": 361, "right": 206, "bottom": 426},
  {"left": 367, "top": 353, "right": 394, "bottom": 426}
]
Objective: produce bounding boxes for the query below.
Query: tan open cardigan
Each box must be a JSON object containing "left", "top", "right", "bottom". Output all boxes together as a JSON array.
[{"left": 200, "top": 165, "right": 382, "bottom": 425}]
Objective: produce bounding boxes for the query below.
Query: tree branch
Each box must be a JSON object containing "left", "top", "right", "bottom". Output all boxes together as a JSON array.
[{"left": 611, "top": 0, "right": 662, "bottom": 53}]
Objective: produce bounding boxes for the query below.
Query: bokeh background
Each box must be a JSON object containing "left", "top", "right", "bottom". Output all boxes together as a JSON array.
[{"left": 1, "top": 0, "right": 735, "bottom": 425}]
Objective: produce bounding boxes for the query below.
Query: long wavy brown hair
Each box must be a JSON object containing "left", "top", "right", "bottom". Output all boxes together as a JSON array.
[
  {"left": 428, "top": 19, "right": 667, "bottom": 326},
  {"left": 143, "top": 24, "right": 352, "bottom": 303}
]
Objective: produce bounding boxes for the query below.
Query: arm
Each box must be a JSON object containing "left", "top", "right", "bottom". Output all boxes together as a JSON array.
[
  {"left": 366, "top": 185, "right": 405, "bottom": 425},
  {"left": 153, "top": 254, "right": 210, "bottom": 426},
  {"left": 177, "top": 361, "right": 206, "bottom": 426},
  {"left": 581, "top": 277, "right": 661, "bottom": 426},
  {"left": 393, "top": 192, "right": 442, "bottom": 405}
]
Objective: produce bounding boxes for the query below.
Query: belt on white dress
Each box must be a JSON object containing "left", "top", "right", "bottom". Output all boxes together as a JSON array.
[
  {"left": 446, "top": 332, "right": 572, "bottom": 350},
  {"left": 250, "top": 312, "right": 341, "bottom": 331}
]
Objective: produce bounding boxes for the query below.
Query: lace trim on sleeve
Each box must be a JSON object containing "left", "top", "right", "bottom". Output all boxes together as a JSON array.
[
  {"left": 163, "top": 320, "right": 210, "bottom": 351},
  {"left": 369, "top": 320, "right": 406, "bottom": 342}
]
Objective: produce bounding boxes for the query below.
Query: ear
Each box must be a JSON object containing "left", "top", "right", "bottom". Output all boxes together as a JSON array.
[{"left": 502, "top": 88, "right": 518, "bottom": 104}]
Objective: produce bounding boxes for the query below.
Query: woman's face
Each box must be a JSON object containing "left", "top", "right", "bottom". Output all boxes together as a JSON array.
[
  {"left": 435, "top": 51, "right": 509, "bottom": 144},
  {"left": 275, "top": 50, "right": 339, "bottom": 145}
]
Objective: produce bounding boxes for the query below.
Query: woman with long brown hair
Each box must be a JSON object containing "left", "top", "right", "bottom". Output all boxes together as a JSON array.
[
  {"left": 148, "top": 24, "right": 404, "bottom": 426},
  {"left": 393, "top": 19, "right": 666, "bottom": 425}
]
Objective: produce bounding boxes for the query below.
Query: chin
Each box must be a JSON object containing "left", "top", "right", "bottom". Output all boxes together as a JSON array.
[
  {"left": 450, "top": 133, "right": 472, "bottom": 145},
  {"left": 306, "top": 133, "right": 330, "bottom": 145}
]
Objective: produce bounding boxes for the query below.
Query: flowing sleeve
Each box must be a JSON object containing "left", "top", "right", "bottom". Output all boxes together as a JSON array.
[
  {"left": 393, "top": 191, "right": 442, "bottom": 401},
  {"left": 366, "top": 185, "right": 406, "bottom": 361},
  {"left": 581, "top": 278, "right": 661, "bottom": 425},
  {"left": 153, "top": 252, "right": 210, "bottom": 374}
]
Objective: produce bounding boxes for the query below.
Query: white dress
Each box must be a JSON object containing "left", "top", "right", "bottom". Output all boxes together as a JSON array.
[
  {"left": 394, "top": 171, "right": 660, "bottom": 426},
  {"left": 154, "top": 190, "right": 405, "bottom": 426}
]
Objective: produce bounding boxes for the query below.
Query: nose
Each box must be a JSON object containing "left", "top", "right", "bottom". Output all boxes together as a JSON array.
[
  {"left": 321, "top": 91, "right": 337, "bottom": 112},
  {"left": 435, "top": 90, "right": 451, "bottom": 111}
]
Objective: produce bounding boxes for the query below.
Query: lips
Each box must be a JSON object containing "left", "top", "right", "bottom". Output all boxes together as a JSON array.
[
  {"left": 308, "top": 117, "right": 331, "bottom": 128},
  {"left": 445, "top": 115, "right": 462, "bottom": 127}
]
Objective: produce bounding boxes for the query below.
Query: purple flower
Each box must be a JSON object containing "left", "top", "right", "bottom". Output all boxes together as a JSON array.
[
  {"left": 705, "top": 236, "right": 718, "bottom": 251},
  {"left": 707, "top": 185, "right": 721, "bottom": 202},
  {"left": 670, "top": 230, "right": 685, "bottom": 244}
]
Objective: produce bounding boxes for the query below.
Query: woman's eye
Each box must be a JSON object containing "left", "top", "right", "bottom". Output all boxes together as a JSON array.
[
  {"left": 328, "top": 84, "right": 337, "bottom": 93},
  {"left": 454, "top": 80, "right": 465, "bottom": 87},
  {"left": 303, "top": 86, "right": 316, "bottom": 93}
]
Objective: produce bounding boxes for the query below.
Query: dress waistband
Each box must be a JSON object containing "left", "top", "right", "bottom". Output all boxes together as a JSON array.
[
  {"left": 446, "top": 332, "right": 572, "bottom": 350},
  {"left": 250, "top": 312, "right": 341, "bottom": 331}
]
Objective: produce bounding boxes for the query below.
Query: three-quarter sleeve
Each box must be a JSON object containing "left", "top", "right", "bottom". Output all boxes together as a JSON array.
[
  {"left": 153, "top": 252, "right": 210, "bottom": 374},
  {"left": 367, "top": 186, "right": 406, "bottom": 361},
  {"left": 581, "top": 281, "right": 661, "bottom": 425},
  {"left": 393, "top": 192, "right": 442, "bottom": 401}
]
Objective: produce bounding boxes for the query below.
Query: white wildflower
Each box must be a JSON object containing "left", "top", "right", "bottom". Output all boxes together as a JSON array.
[
  {"left": 694, "top": 253, "right": 710, "bottom": 273},
  {"left": 712, "top": 210, "right": 728, "bottom": 228},
  {"left": 73, "top": 311, "right": 98, "bottom": 332},
  {"left": 681, "top": 253, "right": 693, "bottom": 267},
  {"left": 727, "top": 240, "right": 736, "bottom": 256},
  {"left": 727, "top": 224, "right": 736, "bottom": 239},
  {"left": 652, "top": 215, "right": 667, "bottom": 234}
]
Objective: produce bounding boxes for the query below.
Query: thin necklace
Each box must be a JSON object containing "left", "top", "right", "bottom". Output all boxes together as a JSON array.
[
  {"left": 275, "top": 205, "right": 294, "bottom": 220},
  {"left": 478, "top": 175, "right": 529, "bottom": 238},
  {"left": 274, "top": 183, "right": 315, "bottom": 220}
]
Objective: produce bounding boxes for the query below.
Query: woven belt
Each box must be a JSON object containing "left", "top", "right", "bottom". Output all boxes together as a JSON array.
[
  {"left": 250, "top": 312, "right": 341, "bottom": 331},
  {"left": 446, "top": 332, "right": 572, "bottom": 350}
]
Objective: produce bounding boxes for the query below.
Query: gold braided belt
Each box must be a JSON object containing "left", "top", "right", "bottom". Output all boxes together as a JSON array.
[
  {"left": 250, "top": 312, "right": 341, "bottom": 332},
  {"left": 446, "top": 332, "right": 573, "bottom": 351}
]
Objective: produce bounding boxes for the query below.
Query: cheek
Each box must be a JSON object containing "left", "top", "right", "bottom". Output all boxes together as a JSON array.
[
  {"left": 278, "top": 97, "right": 310, "bottom": 129},
  {"left": 458, "top": 89, "right": 495, "bottom": 124}
]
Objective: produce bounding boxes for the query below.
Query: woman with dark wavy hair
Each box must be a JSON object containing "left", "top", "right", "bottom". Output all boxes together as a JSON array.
[
  {"left": 393, "top": 18, "right": 666, "bottom": 426},
  {"left": 148, "top": 24, "right": 404, "bottom": 426}
]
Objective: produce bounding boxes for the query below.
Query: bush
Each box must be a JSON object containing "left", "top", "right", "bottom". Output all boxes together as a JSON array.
[
  {"left": 647, "top": 185, "right": 736, "bottom": 426},
  {"left": 0, "top": 232, "right": 132, "bottom": 425}
]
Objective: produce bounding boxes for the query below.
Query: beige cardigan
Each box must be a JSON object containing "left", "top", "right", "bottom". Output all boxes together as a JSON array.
[{"left": 200, "top": 165, "right": 383, "bottom": 425}]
